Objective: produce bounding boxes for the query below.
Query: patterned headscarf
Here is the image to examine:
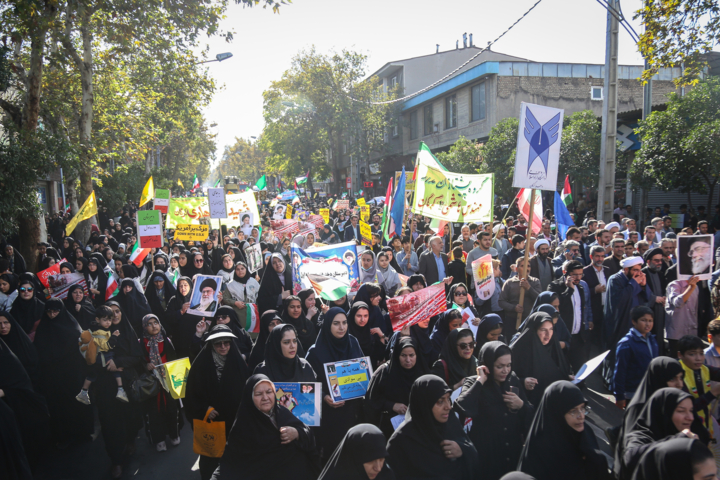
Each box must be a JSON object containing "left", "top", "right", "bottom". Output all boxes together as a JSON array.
[{"left": 142, "top": 314, "right": 165, "bottom": 367}]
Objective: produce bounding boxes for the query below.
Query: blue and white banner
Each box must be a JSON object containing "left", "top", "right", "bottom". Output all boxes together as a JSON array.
[
  {"left": 290, "top": 241, "right": 360, "bottom": 298},
  {"left": 280, "top": 190, "right": 297, "bottom": 201},
  {"left": 513, "top": 102, "right": 564, "bottom": 191}
]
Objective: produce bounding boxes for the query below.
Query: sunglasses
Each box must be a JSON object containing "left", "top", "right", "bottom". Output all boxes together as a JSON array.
[
  {"left": 457, "top": 341, "right": 476, "bottom": 350},
  {"left": 19, "top": 287, "right": 34, "bottom": 292},
  {"left": 214, "top": 340, "right": 232, "bottom": 347},
  {"left": 217, "top": 315, "right": 230, "bottom": 320},
  {"left": 194, "top": 259, "right": 204, "bottom": 263},
  {"left": 454, "top": 291, "right": 467, "bottom": 296}
]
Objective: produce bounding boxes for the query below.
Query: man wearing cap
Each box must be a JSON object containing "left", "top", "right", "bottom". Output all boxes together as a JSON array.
[
  {"left": 642, "top": 247, "right": 668, "bottom": 354},
  {"left": 191, "top": 278, "right": 218, "bottom": 313}
]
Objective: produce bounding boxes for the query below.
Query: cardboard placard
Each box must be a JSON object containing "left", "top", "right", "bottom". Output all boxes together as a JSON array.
[
  {"left": 274, "top": 382, "right": 322, "bottom": 427},
  {"left": 356, "top": 197, "right": 366, "bottom": 207},
  {"left": 175, "top": 224, "right": 210, "bottom": 241},
  {"left": 286, "top": 204, "right": 293, "bottom": 219},
  {"left": 359, "top": 221, "right": 372, "bottom": 247},
  {"left": 208, "top": 187, "right": 227, "bottom": 219},
  {"left": 137, "top": 210, "right": 163, "bottom": 248},
  {"left": 154, "top": 189, "right": 170, "bottom": 214},
  {"left": 323, "top": 357, "right": 373, "bottom": 402},
  {"left": 320, "top": 208, "right": 330, "bottom": 224}
]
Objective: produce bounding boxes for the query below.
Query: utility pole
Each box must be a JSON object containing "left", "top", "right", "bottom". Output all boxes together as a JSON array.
[
  {"left": 637, "top": 57, "right": 653, "bottom": 227},
  {"left": 597, "top": 0, "right": 619, "bottom": 223}
]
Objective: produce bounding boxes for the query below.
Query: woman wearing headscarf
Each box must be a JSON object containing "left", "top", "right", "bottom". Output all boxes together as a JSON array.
[
  {"left": 429, "top": 309, "right": 463, "bottom": 364},
  {"left": 367, "top": 337, "right": 429, "bottom": 438},
  {"left": 61, "top": 237, "right": 76, "bottom": 265},
  {"left": 254, "top": 324, "right": 317, "bottom": 382},
  {"left": 518, "top": 381, "right": 610, "bottom": 480},
  {"left": 454, "top": 341, "right": 533, "bottom": 480},
  {"left": 118, "top": 264, "right": 144, "bottom": 292},
  {"left": 320, "top": 225, "right": 340, "bottom": 245},
  {"left": 93, "top": 302, "right": 145, "bottom": 479},
  {"left": 202, "top": 306, "right": 254, "bottom": 360},
  {"left": 514, "top": 291, "right": 572, "bottom": 351},
  {"left": 298, "top": 287, "right": 325, "bottom": 329},
  {"left": 359, "top": 250, "right": 385, "bottom": 287},
  {"left": 34, "top": 298, "right": 94, "bottom": 445},
  {"left": 406, "top": 274, "right": 427, "bottom": 292},
  {"left": 381, "top": 246, "right": 402, "bottom": 276},
  {"left": 164, "top": 276, "right": 205, "bottom": 360},
  {"left": 386, "top": 374, "right": 479, "bottom": 479},
  {"left": 305, "top": 307, "right": 365, "bottom": 460},
  {"left": 185, "top": 324, "right": 250, "bottom": 480},
  {"left": 348, "top": 301, "right": 387, "bottom": 367},
  {"left": 3, "top": 244, "right": 27, "bottom": 274},
  {"left": 139, "top": 313, "right": 181, "bottom": 452},
  {"left": 75, "top": 256, "right": 89, "bottom": 275},
  {"left": 85, "top": 257, "right": 107, "bottom": 306},
  {"left": 619, "top": 389, "right": 704, "bottom": 479},
  {"left": 221, "top": 261, "right": 260, "bottom": 323},
  {"left": 354, "top": 283, "right": 392, "bottom": 337},
  {"left": 510, "top": 311, "right": 573, "bottom": 406},
  {"left": 386, "top": 314, "right": 434, "bottom": 369},
  {"left": 376, "top": 251, "right": 401, "bottom": 297},
  {"left": 631, "top": 437, "right": 715, "bottom": 480},
  {"left": 247, "top": 310, "right": 283, "bottom": 372},
  {"left": 216, "top": 254, "right": 235, "bottom": 284},
  {"left": 431, "top": 328, "right": 478, "bottom": 391},
  {"left": 178, "top": 251, "right": 193, "bottom": 277},
  {"left": 145, "top": 270, "right": 177, "bottom": 320},
  {"left": 115, "top": 277, "right": 152, "bottom": 335},
  {"left": 281, "top": 295, "right": 317, "bottom": 354},
  {"left": 0, "top": 311, "right": 39, "bottom": 382},
  {"left": 210, "top": 374, "right": 320, "bottom": 480},
  {"left": 318, "top": 424, "right": 394, "bottom": 480},
  {"left": 275, "top": 237, "right": 292, "bottom": 266},
  {"left": 189, "top": 252, "right": 215, "bottom": 277},
  {"left": 257, "top": 253, "right": 293, "bottom": 316},
  {"left": 63, "top": 284, "right": 96, "bottom": 330},
  {"left": 0, "top": 273, "right": 18, "bottom": 310},
  {"left": 473, "top": 313, "right": 505, "bottom": 356},
  {"left": 228, "top": 246, "right": 246, "bottom": 265},
  {"left": 9, "top": 278, "right": 44, "bottom": 340}
]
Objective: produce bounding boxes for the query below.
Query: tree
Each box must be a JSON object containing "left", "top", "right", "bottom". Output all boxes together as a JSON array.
[
  {"left": 434, "top": 136, "right": 483, "bottom": 174},
  {"left": 481, "top": 117, "right": 519, "bottom": 199},
  {"left": 214, "top": 137, "right": 267, "bottom": 186},
  {"left": 631, "top": 77, "right": 720, "bottom": 213},
  {"left": 558, "top": 110, "right": 602, "bottom": 186}
]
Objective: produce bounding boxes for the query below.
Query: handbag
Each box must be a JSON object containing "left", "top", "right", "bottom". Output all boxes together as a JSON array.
[
  {"left": 193, "top": 408, "right": 226, "bottom": 458},
  {"left": 129, "top": 372, "right": 161, "bottom": 402}
]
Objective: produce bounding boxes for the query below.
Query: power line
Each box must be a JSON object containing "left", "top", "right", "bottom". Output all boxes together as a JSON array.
[{"left": 350, "top": 0, "right": 545, "bottom": 105}]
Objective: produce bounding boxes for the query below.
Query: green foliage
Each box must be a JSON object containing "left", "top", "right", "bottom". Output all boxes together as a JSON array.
[
  {"left": 480, "top": 117, "right": 519, "bottom": 197},
  {"left": 214, "top": 138, "right": 267, "bottom": 185},
  {"left": 434, "top": 136, "right": 483, "bottom": 174},
  {"left": 558, "top": 110, "right": 601, "bottom": 186},
  {"left": 631, "top": 78, "right": 720, "bottom": 209}
]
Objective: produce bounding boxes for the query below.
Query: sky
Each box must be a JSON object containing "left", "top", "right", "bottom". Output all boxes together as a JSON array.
[{"left": 199, "top": 0, "right": 646, "bottom": 167}]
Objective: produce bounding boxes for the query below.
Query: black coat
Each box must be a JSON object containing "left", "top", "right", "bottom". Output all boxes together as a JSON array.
[
  {"left": 547, "top": 277, "right": 587, "bottom": 336},
  {"left": 417, "top": 250, "right": 449, "bottom": 286},
  {"left": 583, "top": 264, "right": 610, "bottom": 327}
]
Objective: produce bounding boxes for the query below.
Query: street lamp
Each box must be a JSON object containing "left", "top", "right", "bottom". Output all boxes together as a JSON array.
[{"left": 195, "top": 52, "right": 233, "bottom": 65}]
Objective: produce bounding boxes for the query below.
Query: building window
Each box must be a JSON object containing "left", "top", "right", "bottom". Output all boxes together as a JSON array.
[
  {"left": 445, "top": 95, "right": 457, "bottom": 129},
  {"left": 409, "top": 110, "right": 418, "bottom": 140},
  {"left": 343, "top": 143, "right": 347, "bottom": 154},
  {"left": 392, "top": 125, "right": 398, "bottom": 137},
  {"left": 591, "top": 86, "right": 603, "bottom": 100},
  {"left": 391, "top": 76, "right": 397, "bottom": 89},
  {"left": 424, "top": 104, "right": 434, "bottom": 136},
  {"left": 471, "top": 83, "right": 486, "bottom": 122}
]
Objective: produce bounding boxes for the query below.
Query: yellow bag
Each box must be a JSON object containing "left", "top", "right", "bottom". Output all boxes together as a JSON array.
[{"left": 193, "top": 408, "right": 226, "bottom": 458}]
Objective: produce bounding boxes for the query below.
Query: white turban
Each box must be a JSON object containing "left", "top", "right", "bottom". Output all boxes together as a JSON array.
[
  {"left": 620, "top": 256, "right": 644, "bottom": 268},
  {"left": 534, "top": 239, "right": 550, "bottom": 249},
  {"left": 606, "top": 222, "right": 621, "bottom": 231}
]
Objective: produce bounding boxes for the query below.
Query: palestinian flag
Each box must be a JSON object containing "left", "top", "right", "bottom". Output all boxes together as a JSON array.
[
  {"left": 295, "top": 171, "right": 309, "bottom": 185},
  {"left": 561, "top": 175, "right": 573, "bottom": 207},
  {"left": 170, "top": 269, "right": 179, "bottom": 287},
  {"left": 105, "top": 269, "right": 118, "bottom": 300},
  {"left": 129, "top": 241, "right": 151, "bottom": 267},
  {"left": 191, "top": 174, "right": 200, "bottom": 192},
  {"left": 308, "top": 276, "right": 348, "bottom": 302}
]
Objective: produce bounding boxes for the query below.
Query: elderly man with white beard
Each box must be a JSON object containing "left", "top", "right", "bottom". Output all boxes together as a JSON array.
[
  {"left": 689, "top": 239, "right": 713, "bottom": 276},
  {"left": 190, "top": 278, "right": 219, "bottom": 313}
]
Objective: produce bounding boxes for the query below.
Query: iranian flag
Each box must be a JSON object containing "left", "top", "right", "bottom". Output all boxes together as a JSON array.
[
  {"left": 380, "top": 177, "right": 394, "bottom": 241},
  {"left": 129, "top": 241, "right": 151, "bottom": 267},
  {"left": 105, "top": 269, "right": 118, "bottom": 300},
  {"left": 561, "top": 175, "right": 573, "bottom": 207},
  {"left": 516, "top": 188, "right": 543, "bottom": 235},
  {"left": 191, "top": 174, "right": 200, "bottom": 192}
]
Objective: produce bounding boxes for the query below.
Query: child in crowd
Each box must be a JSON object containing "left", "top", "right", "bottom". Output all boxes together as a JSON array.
[
  {"left": 613, "top": 306, "right": 659, "bottom": 409},
  {"left": 76, "top": 305, "right": 128, "bottom": 405},
  {"left": 677, "top": 335, "right": 720, "bottom": 441}
]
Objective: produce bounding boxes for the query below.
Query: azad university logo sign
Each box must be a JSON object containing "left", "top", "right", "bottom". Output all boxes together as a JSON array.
[{"left": 513, "top": 103, "right": 565, "bottom": 191}]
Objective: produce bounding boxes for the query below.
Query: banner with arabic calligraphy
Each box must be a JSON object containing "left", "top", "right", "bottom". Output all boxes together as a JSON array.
[
  {"left": 166, "top": 192, "right": 259, "bottom": 229},
  {"left": 413, "top": 162, "right": 494, "bottom": 223},
  {"left": 290, "top": 241, "right": 360, "bottom": 297}
]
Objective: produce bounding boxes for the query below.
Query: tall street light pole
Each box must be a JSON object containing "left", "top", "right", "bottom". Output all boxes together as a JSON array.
[{"left": 195, "top": 52, "right": 233, "bottom": 64}]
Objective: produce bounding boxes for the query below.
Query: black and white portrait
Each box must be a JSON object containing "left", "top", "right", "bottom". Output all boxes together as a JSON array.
[{"left": 677, "top": 235, "right": 714, "bottom": 281}]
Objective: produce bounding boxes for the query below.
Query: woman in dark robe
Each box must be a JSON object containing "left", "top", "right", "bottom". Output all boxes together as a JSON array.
[
  {"left": 93, "top": 302, "right": 145, "bottom": 479},
  {"left": 473, "top": 313, "right": 505, "bottom": 357},
  {"left": 145, "top": 271, "right": 177, "bottom": 320},
  {"left": 228, "top": 246, "right": 246, "bottom": 265},
  {"left": 429, "top": 309, "right": 463, "bottom": 364},
  {"left": 348, "top": 301, "right": 387, "bottom": 367},
  {"left": 9, "top": 278, "right": 44, "bottom": 340},
  {"left": 115, "top": 277, "right": 152, "bottom": 335},
  {"left": 178, "top": 251, "right": 194, "bottom": 277},
  {"left": 75, "top": 256, "right": 89, "bottom": 276},
  {"left": 257, "top": 253, "right": 293, "bottom": 316},
  {"left": 318, "top": 424, "right": 395, "bottom": 480},
  {"left": 201, "top": 306, "right": 254, "bottom": 360},
  {"left": 431, "top": 328, "right": 479, "bottom": 391},
  {"left": 281, "top": 295, "right": 317, "bottom": 353},
  {"left": 454, "top": 341, "right": 533, "bottom": 480},
  {"left": 298, "top": 287, "right": 324, "bottom": 331},
  {"left": 0, "top": 396, "right": 33, "bottom": 480},
  {"left": 447, "top": 283, "right": 479, "bottom": 315},
  {"left": 510, "top": 312, "right": 572, "bottom": 406},
  {"left": 385, "top": 315, "right": 434, "bottom": 368},
  {"left": 254, "top": 324, "right": 316, "bottom": 382},
  {"left": 188, "top": 252, "right": 214, "bottom": 277},
  {"left": 512, "top": 292, "right": 572, "bottom": 351},
  {"left": 247, "top": 310, "right": 283, "bottom": 371},
  {"left": 85, "top": 257, "right": 107, "bottom": 306},
  {"left": 305, "top": 307, "right": 365, "bottom": 460},
  {"left": 386, "top": 374, "right": 479, "bottom": 479},
  {"left": 367, "top": 337, "right": 428, "bottom": 438},
  {"left": 517, "top": 381, "right": 610, "bottom": 480},
  {"left": 18, "top": 272, "right": 44, "bottom": 298},
  {"left": 63, "top": 284, "right": 96, "bottom": 330},
  {"left": 185, "top": 325, "right": 251, "bottom": 480},
  {"left": 631, "top": 437, "right": 715, "bottom": 480},
  {"left": 0, "top": 311, "right": 39, "bottom": 383},
  {"left": 3, "top": 244, "right": 27, "bottom": 274},
  {"left": 33, "top": 298, "right": 94, "bottom": 445},
  {"left": 164, "top": 276, "right": 204, "bottom": 360},
  {"left": 354, "top": 283, "right": 392, "bottom": 337},
  {"left": 210, "top": 374, "right": 320, "bottom": 480}
]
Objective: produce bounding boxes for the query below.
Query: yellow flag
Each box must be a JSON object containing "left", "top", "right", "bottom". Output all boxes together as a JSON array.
[
  {"left": 177, "top": 178, "right": 184, "bottom": 188},
  {"left": 65, "top": 191, "right": 98, "bottom": 236},
  {"left": 160, "top": 357, "right": 191, "bottom": 399},
  {"left": 140, "top": 176, "right": 154, "bottom": 207}
]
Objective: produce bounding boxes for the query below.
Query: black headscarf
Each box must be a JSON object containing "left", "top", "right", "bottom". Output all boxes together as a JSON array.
[
  {"left": 33, "top": 298, "right": 82, "bottom": 368},
  {"left": 280, "top": 295, "right": 316, "bottom": 354},
  {"left": 435, "top": 328, "right": 478, "bottom": 387},
  {"left": 474, "top": 313, "right": 504, "bottom": 356},
  {"left": 381, "top": 246, "right": 402, "bottom": 274},
  {"left": 353, "top": 284, "right": 385, "bottom": 333},
  {"left": 115, "top": 278, "right": 152, "bottom": 335},
  {"left": 518, "top": 381, "right": 607, "bottom": 480},
  {"left": 375, "top": 337, "right": 429, "bottom": 407},
  {"left": 298, "top": 287, "right": 321, "bottom": 324},
  {"left": 386, "top": 374, "right": 479, "bottom": 480},
  {"left": 257, "top": 324, "right": 308, "bottom": 382},
  {"left": 62, "top": 284, "right": 96, "bottom": 330},
  {"left": 229, "top": 246, "right": 246, "bottom": 265},
  {"left": 0, "top": 272, "right": 18, "bottom": 296},
  {"left": 406, "top": 274, "right": 427, "bottom": 290},
  {"left": 347, "top": 301, "right": 375, "bottom": 357},
  {"left": 430, "top": 310, "right": 460, "bottom": 359},
  {"left": 510, "top": 312, "right": 571, "bottom": 405},
  {"left": 9, "top": 279, "right": 45, "bottom": 336},
  {"left": 318, "top": 424, "right": 393, "bottom": 480},
  {"left": 178, "top": 251, "right": 193, "bottom": 277},
  {"left": 306, "top": 307, "right": 364, "bottom": 367},
  {"left": 631, "top": 437, "right": 708, "bottom": 480},
  {"left": 248, "top": 310, "right": 282, "bottom": 371},
  {"left": 233, "top": 261, "right": 251, "bottom": 284},
  {"left": 208, "top": 306, "right": 253, "bottom": 358},
  {"left": 257, "top": 253, "right": 292, "bottom": 315},
  {"left": 120, "top": 264, "right": 140, "bottom": 279},
  {"left": 145, "top": 270, "right": 177, "bottom": 318},
  {"left": 18, "top": 272, "right": 44, "bottom": 297},
  {"left": 104, "top": 300, "right": 145, "bottom": 362},
  {"left": 212, "top": 374, "right": 320, "bottom": 480},
  {"left": 0, "top": 310, "right": 39, "bottom": 379}
]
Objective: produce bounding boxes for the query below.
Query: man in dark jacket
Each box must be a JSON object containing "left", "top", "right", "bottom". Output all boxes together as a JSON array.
[
  {"left": 583, "top": 245, "right": 610, "bottom": 346},
  {"left": 418, "top": 235, "right": 449, "bottom": 287},
  {"left": 547, "top": 260, "right": 590, "bottom": 371},
  {"left": 641, "top": 247, "right": 668, "bottom": 355},
  {"left": 501, "top": 234, "right": 525, "bottom": 280},
  {"left": 343, "top": 214, "right": 361, "bottom": 242},
  {"left": 602, "top": 238, "right": 625, "bottom": 277}
]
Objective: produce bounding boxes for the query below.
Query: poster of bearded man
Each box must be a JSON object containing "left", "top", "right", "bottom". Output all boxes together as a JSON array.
[
  {"left": 677, "top": 235, "right": 714, "bottom": 281},
  {"left": 188, "top": 275, "right": 223, "bottom": 317}
]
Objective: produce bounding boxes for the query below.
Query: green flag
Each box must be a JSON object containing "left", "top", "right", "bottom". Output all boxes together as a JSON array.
[
  {"left": 214, "top": 178, "right": 221, "bottom": 187},
  {"left": 255, "top": 175, "right": 267, "bottom": 190}
]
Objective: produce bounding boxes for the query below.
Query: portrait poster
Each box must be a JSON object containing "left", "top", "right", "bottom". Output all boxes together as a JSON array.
[
  {"left": 237, "top": 212, "right": 255, "bottom": 236},
  {"left": 471, "top": 254, "right": 495, "bottom": 301},
  {"left": 187, "top": 275, "right": 222, "bottom": 317},
  {"left": 273, "top": 204, "right": 287, "bottom": 220},
  {"left": 512, "top": 102, "right": 564, "bottom": 191},
  {"left": 244, "top": 243, "right": 263, "bottom": 274},
  {"left": 386, "top": 283, "right": 447, "bottom": 332},
  {"left": 290, "top": 242, "right": 359, "bottom": 300},
  {"left": 677, "top": 234, "right": 714, "bottom": 281},
  {"left": 274, "top": 382, "right": 322, "bottom": 427},
  {"left": 323, "top": 357, "right": 373, "bottom": 402}
]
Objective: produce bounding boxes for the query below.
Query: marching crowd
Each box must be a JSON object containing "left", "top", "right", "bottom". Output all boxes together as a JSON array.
[{"left": 1, "top": 195, "right": 720, "bottom": 480}]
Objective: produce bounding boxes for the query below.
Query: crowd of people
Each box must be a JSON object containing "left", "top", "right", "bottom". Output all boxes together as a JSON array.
[{"left": 1, "top": 194, "right": 720, "bottom": 480}]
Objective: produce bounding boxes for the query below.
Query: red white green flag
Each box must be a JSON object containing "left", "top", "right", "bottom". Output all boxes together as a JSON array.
[
  {"left": 561, "top": 175, "right": 573, "bottom": 207},
  {"left": 105, "top": 269, "right": 118, "bottom": 300}
]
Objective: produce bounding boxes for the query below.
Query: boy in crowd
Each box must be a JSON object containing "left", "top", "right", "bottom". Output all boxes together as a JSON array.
[
  {"left": 613, "top": 306, "right": 658, "bottom": 409},
  {"left": 677, "top": 335, "right": 720, "bottom": 438}
]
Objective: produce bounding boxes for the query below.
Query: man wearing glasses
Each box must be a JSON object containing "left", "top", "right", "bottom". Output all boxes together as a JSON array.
[{"left": 548, "top": 260, "right": 591, "bottom": 371}]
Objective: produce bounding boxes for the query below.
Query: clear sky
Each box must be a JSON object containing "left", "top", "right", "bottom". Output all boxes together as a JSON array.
[{"left": 199, "top": 0, "right": 645, "bottom": 166}]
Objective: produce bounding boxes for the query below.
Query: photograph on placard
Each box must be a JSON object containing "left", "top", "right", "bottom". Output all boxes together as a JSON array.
[
  {"left": 187, "top": 275, "right": 222, "bottom": 317},
  {"left": 243, "top": 242, "right": 263, "bottom": 273},
  {"left": 273, "top": 204, "right": 286, "bottom": 220},
  {"left": 238, "top": 211, "right": 255, "bottom": 236},
  {"left": 677, "top": 234, "right": 714, "bottom": 280}
]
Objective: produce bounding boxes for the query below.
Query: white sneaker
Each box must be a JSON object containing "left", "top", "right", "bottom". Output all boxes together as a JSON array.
[
  {"left": 76, "top": 390, "right": 91, "bottom": 405},
  {"left": 156, "top": 441, "right": 167, "bottom": 452},
  {"left": 116, "top": 387, "right": 129, "bottom": 403},
  {"left": 169, "top": 437, "right": 181, "bottom": 446}
]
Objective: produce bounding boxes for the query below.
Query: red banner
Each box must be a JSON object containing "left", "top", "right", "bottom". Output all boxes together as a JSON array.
[
  {"left": 271, "top": 219, "right": 299, "bottom": 239},
  {"left": 387, "top": 283, "right": 447, "bottom": 332},
  {"left": 38, "top": 262, "right": 61, "bottom": 288}
]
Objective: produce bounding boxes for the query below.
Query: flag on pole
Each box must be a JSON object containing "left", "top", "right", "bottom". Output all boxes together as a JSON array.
[
  {"left": 191, "top": 174, "right": 200, "bottom": 192},
  {"left": 380, "top": 178, "right": 394, "bottom": 241},
  {"left": 177, "top": 179, "right": 184, "bottom": 188},
  {"left": 129, "top": 241, "right": 151, "bottom": 267},
  {"left": 105, "top": 269, "right": 118, "bottom": 300},
  {"left": 295, "top": 171, "right": 309, "bottom": 185},
  {"left": 554, "top": 191, "right": 576, "bottom": 241},
  {"left": 255, "top": 175, "right": 267, "bottom": 190},
  {"left": 65, "top": 191, "right": 98, "bottom": 236},
  {"left": 561, "top": 175, "right": 573, "bottom": 207},
  {"left": 139, "top": 176, "right": 154, "bottom": 207},
  {"left": 389, "top": 167, "right": 406, "bottom": 238},
  {"left": 516, "top": 188, "right": 543, "bottom": 235},
  {"left": 213, "top": 178, "right": 221, "bottom": 187}
]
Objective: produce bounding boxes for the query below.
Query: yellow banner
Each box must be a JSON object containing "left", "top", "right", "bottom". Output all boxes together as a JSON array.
[
  {"left": 174, "top": 224, "right": 209, "bottom": 241},
  {"left": 359, "top": 221, "right": 372, "bottom": 246},
  {"left": 65, "top": 191, "right": 98, "bottom": 236},
  {"left": 356, "top": 198, "right": 366, "bottom": 207},
  {"left": 320, "top": 208, "right": 330, "bottom": 224},
  {"left": 360, "top": 205, "right": 370, "bottom": 222},
  {"left": 286, "top": 204, "right": 293, "bottom": 219}
]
